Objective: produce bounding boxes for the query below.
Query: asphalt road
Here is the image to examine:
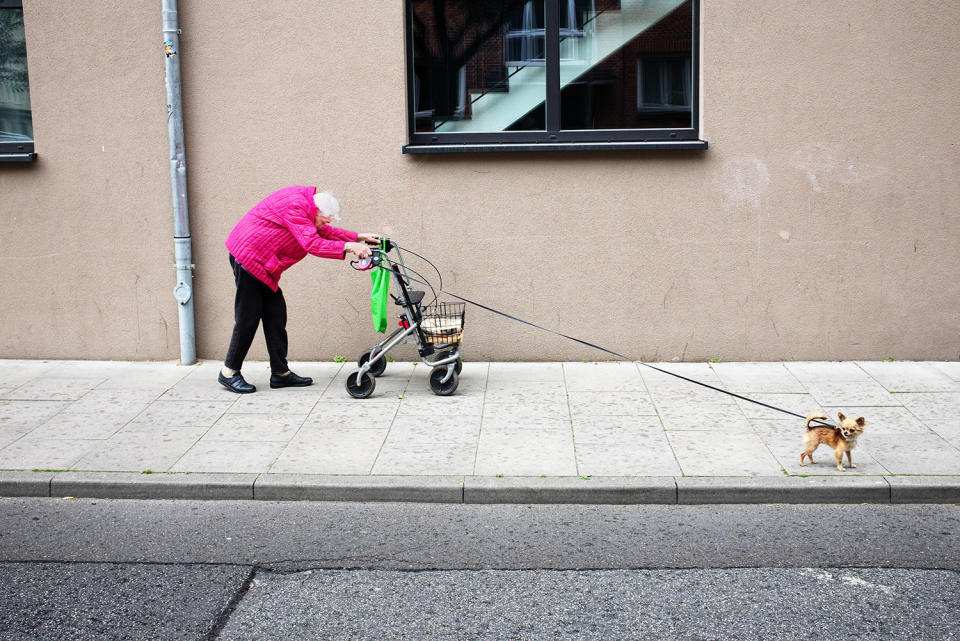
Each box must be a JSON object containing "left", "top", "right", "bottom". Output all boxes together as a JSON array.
[{"left": 0, "top": 499, "right": 958, "bottom": 640}]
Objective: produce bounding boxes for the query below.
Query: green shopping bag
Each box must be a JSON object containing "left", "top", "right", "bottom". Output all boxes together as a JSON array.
[{"left": 370, "top": 241, "right": 390, "bottom": 333}]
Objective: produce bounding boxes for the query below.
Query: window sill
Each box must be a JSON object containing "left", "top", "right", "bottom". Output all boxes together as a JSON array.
[
  {"left": 0, "top": 152, "right": 37, "bottom": 163},
  {"left": 403, "top": 140, "right": 708, "bottom": 154}
]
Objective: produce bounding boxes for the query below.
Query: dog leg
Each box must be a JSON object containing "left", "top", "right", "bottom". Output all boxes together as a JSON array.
[
  {"left": 835, "top": 449, "right": 845, "bottom": 472},
  {"left": 846, "top": 450, "right": 856, "bottom": 469},
  {"left": 800, "top": 450, "right": 814, "bottom": 466}
]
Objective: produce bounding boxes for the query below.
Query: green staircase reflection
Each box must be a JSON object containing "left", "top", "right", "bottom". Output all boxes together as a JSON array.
[{"left": 436, "top": 0, "right": 686, "bottom": 133}]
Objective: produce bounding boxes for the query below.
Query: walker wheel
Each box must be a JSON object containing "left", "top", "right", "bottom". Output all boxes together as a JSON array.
[
  {"left": 429, "top": 368, "right": 459, "bottom": 396},
  {"left": 345, "top": 370, "right": 376, "bottom": 398},
  {"left": 438, "top": 351, "right": 463, "bottom": 374},
  {"left": 358, "top": 350, "right": 387, "bottom": 377}
]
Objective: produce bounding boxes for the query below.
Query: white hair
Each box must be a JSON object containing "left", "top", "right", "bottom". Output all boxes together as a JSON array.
[{"left": 313, "top": 191, "right": 341, "bottom": 221}]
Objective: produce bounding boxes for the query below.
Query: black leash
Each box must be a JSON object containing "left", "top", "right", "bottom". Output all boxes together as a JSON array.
[{"left": 390, "top": 244, "right": 836, "bottom": 429}]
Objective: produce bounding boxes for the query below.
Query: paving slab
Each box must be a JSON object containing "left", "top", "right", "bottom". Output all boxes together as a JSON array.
[
  {"left": 464, "top": 476, "right": 677, "bottom": 504},
  {"left": 40, "top": 360, "right": 133, "bottom": 378},
  {"left": 128, "top": 400, "right": 235, "bottom": 428},
  {"left": 268, "top": 429, "right": 388, "bottom": 474},
  {"left": 96, "top": 361, "right": 195, "bottom": 394},
  {"left": 896, "top": 393, "right": 960, "bottom": 421},
  {"left": 484, "top": 381, "right": 567, "bottom": 403},
  {"left": 667, "top": 432, "right": 783, "bottom": 476},
  {"left": 0, "top": 437, "right": 99, "bottom": 471},
  {"left": 568, "top": 391, "right": 656, "bottom": 416},
  {"left": 482, "top": 400, "right": 570, "bottom": 423},
  {"left": 857, "top": 361, "right": 960, "bottom": 392},
  {"left": 734, "top": 393, "right": 822, "bottom": 420},
  {"left": 0, "top": 424, "right": 34, "bottom": 449},
  {"left": 304, "top": 400, "right": 400, "bottom": 427},
  {"left": 5, "top": 377, "right": 105, "bottom": 401},
  {"left": 0, "top": 400, "right": 70, "bottom": 429},
  {"left": 562, "top": 362, "right": 647, "bottom": 392},
  {"left": 394, "top": 390, "right": 485, "bottom": 417},
  {"left": 782, "top": 361, "right": 875, "bottom": 384},
  {"left": 929, "top": 362, "right": 960, "bottom": 382},
  {"left": 639, "top": 362, "right": 726, "bottom": 389},
  {"left": 676, "top": 476, "right": 891, "bottom": 504},
  {"left": 383, "top": 415, "right": 481, "bottom": 445},
  {"left": 63, "top": 389, "right": 159, "bottom": 417},
  {"left": 481, "top": 415, "right": 571, "bottom": 434},
  {"left": 654, "top": 403, "right": 749, "bottom": 431},
  {"left": 50, "top": 471, "right": 256, "bottom": 500},
  {"left": 647, "top": 385, "right": 738, "bottom": 405},
  {"left": 864, "top": 435, "right": 960, "bottom": 475},
  {"left": 571, "top": 415, "right": 665, "bottom": 441},
  {"left": 70, "top": 432, "right": 201, "bottom": 472},
  {"left": 804, "top": 381, "right": 901, "bottom": 406},
  {"left": 710, "top": 362, "right": 806, "bottom": 393},
  {"left": 487, "top": 362, "right": 562, "bottom": 383},
  {"left": 372, "top": 442, "right": 477, "bottom": 475},
  {"left": 925, "top": 420, "right": 960, "bottom": 449},
  {"left": 255, "top": 474, "right": 464, "bottom": 502},
  {"left": 28, "top": 411, "right": 132, "bottom": 440},
  {"left": 171, "top": 440, "right": 288, "bottom": 474},
  {"left": 0, "top": 361, "right": 57, "bottom": 387},
  {"left": 574, "top": 434, "right": 682, "bottom": 477},
  {"left": 70, "top": 433, "right": 201, "bottom": 472},
  {"left": 204, "top": 413, "right": 306, "bottom": 442},
  {"left": 475, "top": 428, "right": 577, "bottom": 476}
]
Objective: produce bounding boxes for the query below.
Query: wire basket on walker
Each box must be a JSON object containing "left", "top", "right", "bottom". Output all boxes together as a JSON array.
[{"left": 345, "top": 239, "right": 464, "bottom": 398}]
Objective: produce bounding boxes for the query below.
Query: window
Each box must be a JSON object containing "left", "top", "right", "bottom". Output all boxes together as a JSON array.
[
  {"left": 404, "top": 0, "right": 705, "bottom": 153},
  {"left": 0, "top": 0, "right": 34, "bottom": 161}
]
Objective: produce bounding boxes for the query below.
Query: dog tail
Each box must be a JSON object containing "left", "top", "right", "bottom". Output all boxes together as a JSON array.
[{"left": 805, "top": 412, "right": 828, "bottom": 430}]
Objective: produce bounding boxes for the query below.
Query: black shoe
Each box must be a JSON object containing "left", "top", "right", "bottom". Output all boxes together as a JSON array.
[
  {"left": 270, "top": 371, "right": 313, "bottom": 388},
  {"left": 218, "top": 371, "right": 256, "bottom": 394}
]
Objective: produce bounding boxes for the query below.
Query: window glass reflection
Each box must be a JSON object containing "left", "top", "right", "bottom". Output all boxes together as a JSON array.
[
  {"left": 412, "top": 0, "right": 547, "bottom": 133},
  {"left": 409, "top": 0, "right": 692, "bottom": 135},
  {"left": 0, "top": 7, "right": 33, "bottom": 143},
  {"left": 560, "top": 0, "right": 692, "bottom": 130}
]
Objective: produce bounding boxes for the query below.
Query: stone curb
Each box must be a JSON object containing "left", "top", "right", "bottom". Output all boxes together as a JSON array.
[
  {"left": 463, "top": 476, "right": 677, "bottom": 504},
  {"left": 887, "top": 476, "right": 960, "bottom": 504},
  {"left": 1, "top": 471, "right": 959, "bottom": 504},
  {"left": 0, "top": 471, "right": 55, "bottom": 497},
  {"left": 254, "top": 474, "right": 464, "bottom": 503},
  {"left": 676, "top": 476, "right": 892, "bottom": 504},
  {"left": 50, "top": 472, "right": 257, "bottom": 500}
]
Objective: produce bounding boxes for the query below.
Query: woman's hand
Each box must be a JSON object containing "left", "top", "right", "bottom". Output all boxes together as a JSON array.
[
  {"left": 345, "top": 242, "right": 372, "bottom": 259},
  {"left": 357, "top": 233, "right": 381, "bottom": 245}
]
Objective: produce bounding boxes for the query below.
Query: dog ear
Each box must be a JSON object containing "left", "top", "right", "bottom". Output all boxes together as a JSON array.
[
  {"left": 856, "top": 416, "right": 866, "bottom": 427},
  {"left": 837, "top": 412, "right": 847, "bottom": 422}
]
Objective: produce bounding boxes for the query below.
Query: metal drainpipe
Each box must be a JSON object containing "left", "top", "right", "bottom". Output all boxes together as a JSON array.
[{"left": 162, "top": 0, "right": 196, "bottom": 365}]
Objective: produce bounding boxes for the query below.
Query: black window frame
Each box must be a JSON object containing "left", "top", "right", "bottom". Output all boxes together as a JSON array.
[
  {"left": 403, "top": 0, "right": 706, "bottom": 154},
  {"left": 0, "top": 0, "right": 35, "bottom": 162}
]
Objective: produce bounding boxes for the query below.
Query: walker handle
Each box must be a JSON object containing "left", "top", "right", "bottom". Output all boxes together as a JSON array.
[{"left": 350, "top": 248, "right": 385, "bottom": 271}]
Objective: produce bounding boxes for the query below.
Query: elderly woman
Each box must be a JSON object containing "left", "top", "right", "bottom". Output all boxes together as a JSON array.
[{"left": 218, "top": 187, "right": 378, "bottom": 394}]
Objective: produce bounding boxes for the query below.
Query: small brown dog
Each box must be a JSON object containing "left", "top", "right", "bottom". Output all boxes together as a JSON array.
[{"left": 800, "top": 412, "right": 866, "bottom": 472}]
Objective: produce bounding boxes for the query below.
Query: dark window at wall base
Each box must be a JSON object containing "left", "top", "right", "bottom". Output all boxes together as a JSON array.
[
  {"left": 0, "top": 0, "right": 35, "bottom": 162},
  {"left": 406, "top": 0, "right": 703, "bottom": 152}
]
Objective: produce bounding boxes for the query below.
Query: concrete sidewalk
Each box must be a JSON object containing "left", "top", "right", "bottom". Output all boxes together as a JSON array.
[{"left": 0, "top": 359, "right": 958, "bottom": 504}]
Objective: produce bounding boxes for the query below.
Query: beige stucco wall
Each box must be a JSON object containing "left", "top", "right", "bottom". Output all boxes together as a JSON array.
[{"left": 1, "top": 0, "right": 957, "bottom": 362}]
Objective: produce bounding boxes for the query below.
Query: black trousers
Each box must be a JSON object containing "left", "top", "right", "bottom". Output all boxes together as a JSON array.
[{"left": 224, "top": 254, "right": 289, "bottom": 374}]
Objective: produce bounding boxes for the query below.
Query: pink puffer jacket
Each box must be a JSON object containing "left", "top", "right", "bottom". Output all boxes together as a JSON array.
[{"left": 225, "top": 186, "right": 358, "bottom": 291}]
